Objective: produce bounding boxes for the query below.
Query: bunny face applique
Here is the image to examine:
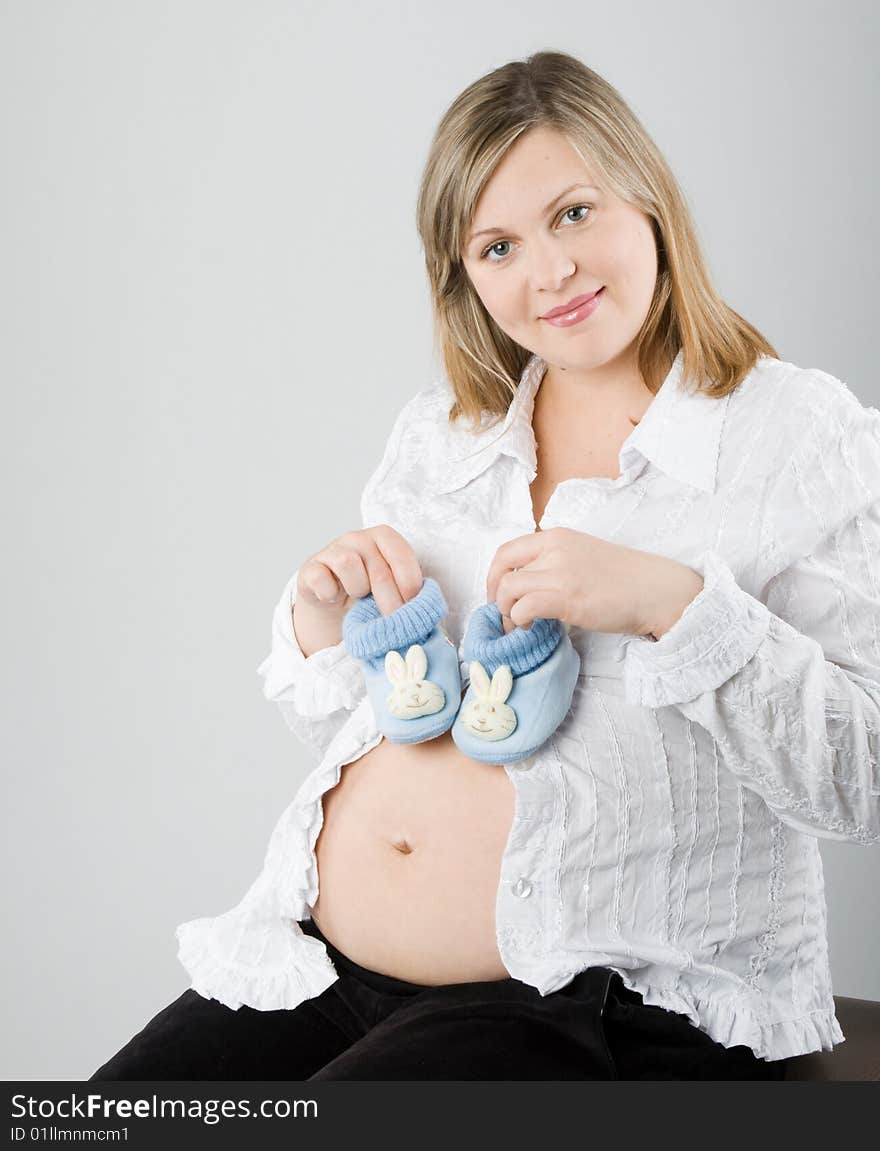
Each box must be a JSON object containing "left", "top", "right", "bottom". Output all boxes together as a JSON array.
[
  {"left": 384, "top": 644, "right": 447, "bottom": 720},
  {"left": 457, "top": 660, "right": 517, "bottom": 741},
  {"left": 342, "top": 576, "right": 463, "bottom": 745},
  {"left": 451, "top": 603, "right": 581, "bottom": 764}
]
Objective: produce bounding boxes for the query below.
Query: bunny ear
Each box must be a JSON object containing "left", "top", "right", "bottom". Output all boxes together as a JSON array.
[
  {"left": 405, "top": 644, "right": 428, "bottom": 680},
  {"left": 490, "top": 663, "right": 513, "bottom": 702},
  {"left": 469, "top": 660, "right": 491, "bottom": 697},
  {"left": 384, "top": 649, "right": 407, "bottom": 683}
]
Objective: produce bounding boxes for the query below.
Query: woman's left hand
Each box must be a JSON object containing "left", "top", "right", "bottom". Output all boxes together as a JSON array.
[{"left": 485, "top": 527, "right": 704, "bottom": 640}]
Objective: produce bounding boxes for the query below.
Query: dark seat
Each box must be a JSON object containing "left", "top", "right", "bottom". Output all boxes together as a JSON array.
[{"left": 784, "top": 996, "right": 880, "bottom": 1080}]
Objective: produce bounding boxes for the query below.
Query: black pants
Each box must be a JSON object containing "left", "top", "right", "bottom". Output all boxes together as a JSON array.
[{"left": 89, "top": 918, "right": 788, "bottom": 1081}]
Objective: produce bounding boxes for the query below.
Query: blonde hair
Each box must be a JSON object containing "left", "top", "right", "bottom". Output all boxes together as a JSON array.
[{"left": 415, "top": 49, "right": 780, "bottom": 433}]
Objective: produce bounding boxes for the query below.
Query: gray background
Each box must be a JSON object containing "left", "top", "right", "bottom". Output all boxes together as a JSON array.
[{"left": 2, "top": 0, "right": 877, "bottom": 1080}]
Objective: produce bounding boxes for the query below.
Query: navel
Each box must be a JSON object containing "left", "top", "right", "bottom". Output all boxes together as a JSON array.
[{"left": 390, "top": 837, "right": 415, "bottom": 855}]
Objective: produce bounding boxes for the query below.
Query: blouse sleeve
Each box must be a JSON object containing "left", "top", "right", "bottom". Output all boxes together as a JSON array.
[
  {"left": 255, "top": 393, "right": 414, "bottom": 763},
  {"left": 255, "top": 568, "right": 368, "bottom": 763},
  {"left": 622, "top": 394, "right": 880, "bottom": 846}
]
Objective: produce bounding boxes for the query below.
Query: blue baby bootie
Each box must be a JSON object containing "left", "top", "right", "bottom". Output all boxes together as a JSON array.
[
  {"left": 342, "top": 576, "right": 462, "bottom": 744},
  {"left": 450, "top": 604, "right": 581, "bottom": 764}
]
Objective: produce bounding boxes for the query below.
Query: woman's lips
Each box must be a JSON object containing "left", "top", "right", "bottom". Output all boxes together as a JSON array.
[{"left": 540, "top": 287, "right": 605, "bottom": 327}]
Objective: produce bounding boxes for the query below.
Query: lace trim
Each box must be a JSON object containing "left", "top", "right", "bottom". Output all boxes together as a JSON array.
[
  {"left": 606, "top": 968, "right": 845, "bottom": 1062},
  {"left": 175, "top": 915, "right": 339, "bottom": 1012}
]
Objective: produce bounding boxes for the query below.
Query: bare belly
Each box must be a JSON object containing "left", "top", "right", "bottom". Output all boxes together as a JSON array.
[{"left": 308, "top": 728, "right": 515, "bottom": 985}]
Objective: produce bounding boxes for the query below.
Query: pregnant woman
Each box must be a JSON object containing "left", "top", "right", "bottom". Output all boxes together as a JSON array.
[{"left": 90, "top": 49, "right": 880, "bottom": 1081}]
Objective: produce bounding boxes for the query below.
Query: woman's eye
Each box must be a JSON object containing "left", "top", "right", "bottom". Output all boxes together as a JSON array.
[
  {"left": 480, "top": 204, "right": 592, "bottom": 263},
  {"left": 482, "top": 240, "right": 512, "bottom": 262}
]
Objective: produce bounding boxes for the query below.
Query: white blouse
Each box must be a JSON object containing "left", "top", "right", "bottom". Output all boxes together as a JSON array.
[{"left": 176, "top": 347, "right": 880, "bottom": 1063}]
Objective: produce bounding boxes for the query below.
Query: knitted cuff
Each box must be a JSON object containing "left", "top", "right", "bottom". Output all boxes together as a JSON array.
[
  {"left": 342, "top": 576, "right": 448, "bottom": 671},
  {"left": 462, "top": 604, "right": 563, "bottom": 678}
]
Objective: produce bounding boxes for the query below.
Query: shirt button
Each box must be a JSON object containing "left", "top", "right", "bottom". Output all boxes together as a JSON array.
[{"left": 512, "top": 877, "right": 532, "bottom": 898}]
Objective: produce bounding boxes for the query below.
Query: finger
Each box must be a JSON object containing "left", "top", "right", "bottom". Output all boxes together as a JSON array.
[
  {"left": 298, "top": 556, "right": 347, "bottom": 604},
  {"left": 310, "top": 528, "right": 422, "bottom": 616},
  {"left": 305, "top": 545, "right": 370, "bottom": 604},
  {"left": 494, "top": 568, "right": 555, "bottom": 625},
  {"left": 507, "top": 590, "right": 562, "bottom": 630},
  {"left": 370, "top": 525, "right": 424, "bottom": 606},
  {"left": 500, "top": 613, "right": 518, "bottom": 635},
  {"left": 486, "top": 533, "right": 546, "bottom": 603},
  {"left": 339, "top": 533, "right": 405, "bottom": 614}
]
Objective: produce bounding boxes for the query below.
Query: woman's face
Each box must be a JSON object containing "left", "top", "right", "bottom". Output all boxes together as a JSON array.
[{"left": 461, "top": 125, "right": 659, "bottom": 384}]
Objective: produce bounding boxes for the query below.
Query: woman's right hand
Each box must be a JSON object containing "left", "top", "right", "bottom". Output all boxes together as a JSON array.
[{"left": 292, "top": 526, "right": 424, "bottom": 656}]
